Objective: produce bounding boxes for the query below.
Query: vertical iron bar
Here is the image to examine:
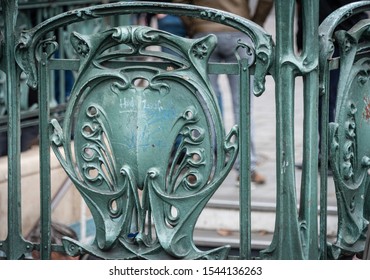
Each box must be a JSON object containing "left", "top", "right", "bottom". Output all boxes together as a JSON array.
[
  {"left": 39, "top": 51, "right": 51, "bottom": 260},
  {"left": 58, "top": 27, "right": 66, "bottom": 105},
  {"left": 273, "top": 0, "right": 301, "bottom": 258},
  {"left": 298, "top": 0, "right": 319, "bottom": 260},
  {"left": 239, "top": 58, "right": 251, "bottom": 260},
  {"left": 364, "top": 224, "right": 370, "bottom": 260},
  {"left": 3, "top": 0, "right": 25, "bottom": 260},
  {"left": 261, "top": 0, "right": 303, "bottom": 259},
  {"left": 318, "top": 60, "right": 329, "bottom": 260}
]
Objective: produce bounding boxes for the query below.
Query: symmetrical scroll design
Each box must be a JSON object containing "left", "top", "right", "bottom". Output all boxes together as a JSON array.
[
  {"left": 327, "top": 20, "right": 370, "bottom": 259},
  {"left": 12, "top": 2, "right": 273, "bottom": 260},
  {"left": 49, "top": 26, "right": 239, "bottom": 259}
]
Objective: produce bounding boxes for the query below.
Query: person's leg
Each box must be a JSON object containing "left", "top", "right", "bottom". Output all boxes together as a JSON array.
[
  {"left": 228, "top": 70, "right": 261, "bottom": 181},
  {"left": 0, "top": 132, "right": 7, "bottom": 157},
  {"left": 219, "top": 32, "right": 265, "bottom": 184},
  {"left": 209, "top": 73, "right": 223, "bottom": 115}
]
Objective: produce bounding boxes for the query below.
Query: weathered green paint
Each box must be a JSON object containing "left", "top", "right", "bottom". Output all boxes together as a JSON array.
[
  {"left": 49, "top": 25, "right": 240, "bottom": 259},
  {"left": 13, "top": 1, "right": 272, "bottom": 260},
  {"left": 238, "top": 57, "right": 251, "bottom": 260},
  {"left": 1, "top": 0, "right": 30, "bottom": 260},
  {"left": 260, "top": 0, "right": 319, "bottom": 260},
  {"left": 39, "top": 49, "right": 52, "bottom": 260},
  {"left": 1, "top": 0, "right": 370, "bottom": 260},
  {"left": 319, "top": 1, "right": 370, "bottom": 259}
]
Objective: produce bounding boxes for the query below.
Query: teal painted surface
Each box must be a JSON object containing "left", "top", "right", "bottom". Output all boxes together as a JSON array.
[
  {"left": 50, "top": 26, "right": 240, "bottom": 259},
  {"left": 13, "top": 1, "right": 272, "bottom": 260},
  {"left": 1, "top": 0, "right": 32, "bottom": 260},
  {"left": 319, "top": 3, "right": 370, "bottom": 258},
  {"left": 0, "top": 0, "right": 369, "bottom": 260},
  {"left": 260, "top": 0, "right": 319, "bottom": 260}
]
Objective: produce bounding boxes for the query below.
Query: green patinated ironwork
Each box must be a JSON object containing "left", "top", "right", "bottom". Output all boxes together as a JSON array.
[
  {"left": 0, "top": 8, "right": 33, "bottom": 116},
  {"left": 319, "top": 2, "right": 370, "bottom": 259},
  {"left": 50, "top": 26, "right": 240, "bottom": 260},
  {"left": 0, "top": 0, "right": 127, "bottom": 131},
  {"left": 13, "top": 2, "right": 272, "bottom": 260},
  {"left": 260, "top": 0, "right": 320, "bottom": 260},
  {"left": 1, "top": 0, "right": 32, "bottom": 260},
  {"left": 1, "top": 0, "right": 370, "bottom": 260}
]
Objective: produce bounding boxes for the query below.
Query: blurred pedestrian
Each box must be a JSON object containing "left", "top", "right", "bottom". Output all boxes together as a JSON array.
[
  {"left": 173, "top": 0, "right": 268, "bottom": 184},
  {"left": 252, "top": 0, "right": 274, "bottom": 27}
]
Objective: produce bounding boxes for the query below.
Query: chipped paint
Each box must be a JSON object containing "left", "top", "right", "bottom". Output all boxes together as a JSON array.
[{"left": 363, "top": 96, "right": 370, "bottom": 121}]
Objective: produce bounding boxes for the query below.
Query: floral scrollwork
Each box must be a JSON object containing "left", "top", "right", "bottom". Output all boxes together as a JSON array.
[
  {"left": 48, "top": 23, "right": 240, "bottom": 260},
  {"left": 200, "top": 10, "right": 226, "bottom": 23},
  {"left": 341, "top": 102, "right": 358, "bottom": 181},
  {"left": 192, "top": 43, "right": 209, "bottom": 60},
  {"left": 112, "top": 26, "right": 133, "bottom": 44},
  {"left": 50, "top": 119, "right": 64, "bottom": 147}
]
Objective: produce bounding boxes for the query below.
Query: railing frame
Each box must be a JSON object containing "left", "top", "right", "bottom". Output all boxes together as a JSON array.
[{"left": 1, "top": 0, "right": 370, "bottom": 260}]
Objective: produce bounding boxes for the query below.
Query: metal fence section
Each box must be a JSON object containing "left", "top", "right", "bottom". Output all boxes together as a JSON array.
[{"left": 0, "top": 0, "right": 370, "bottom": 260}]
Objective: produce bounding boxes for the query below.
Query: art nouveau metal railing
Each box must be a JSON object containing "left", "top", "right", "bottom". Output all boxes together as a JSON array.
[
  {"left": 0, "top": 0, "right": 127, "bottom": 142},
  {"left": 319, "top": 3, "right": 370, "bottom": 259},
  {"left": 0, "top": 0, "right": 369, "bottom": 260}
]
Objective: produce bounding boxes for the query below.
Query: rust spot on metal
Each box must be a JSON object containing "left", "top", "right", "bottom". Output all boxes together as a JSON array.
[{"left": 363, "top": 97, "right": 370, "bottom": 121}]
